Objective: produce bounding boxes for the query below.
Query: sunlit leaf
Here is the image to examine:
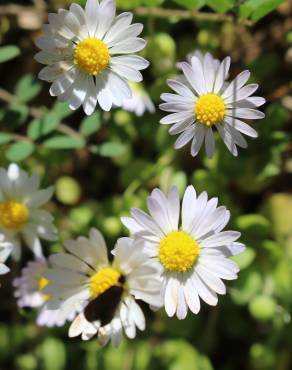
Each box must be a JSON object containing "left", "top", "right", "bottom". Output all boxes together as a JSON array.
[
  {"left": 0, "top": 45, "right": 20, "bottom": 63},
  {"left": 6, "top": 142, "right": 34, "bottom": 161},
  {"left": 43, "top": 136, "right": 85, "bottom": 149}
]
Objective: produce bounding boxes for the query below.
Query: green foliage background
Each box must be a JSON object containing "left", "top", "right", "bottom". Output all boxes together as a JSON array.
[{"left": 0, "top": 0, "right": 291, "bottom": 369}]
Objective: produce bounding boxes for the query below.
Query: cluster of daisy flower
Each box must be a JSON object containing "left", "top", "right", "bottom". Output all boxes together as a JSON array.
[
  {"left": 36, "top": 0, "right": 265, "bottom": 158},
  {"left": 1, "top": 162, "right": 243, "bottom": 347},
  {"left": 0, "top": 0, "right": 267, "bottom": 348}
]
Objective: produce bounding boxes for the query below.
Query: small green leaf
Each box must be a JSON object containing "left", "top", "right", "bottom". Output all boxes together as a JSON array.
[
  {"left": 0, "top": 45, "right": 21, "bottom": 63},
  {"left": 99, "top": 142, "right": 127, "bottom": 157},
  {"left": 6, "top": 142, "right": 34, "bottom": 161},
  {"left": 240, "top": 0, "right": 284, "bottom": 20},
  {"left": 27, "top": 113, "right": 60, "bottom": 140},
  {"left": 171, "top": 0, "right": 205, "bottom": 10},
  {"left": 51, "top": 101, "right": 73, "bottom": 119},
  {"left": 80, "top": 112, "right": 101, "bottom": 136},
  {"left": 15, "top": 74, "right": 42, "bottom": 103},
  {"left": 0, "top": 133, "right": 12, "bottom": 144},
  {"left": 43, "top": 136, "right": 85, "bottom": 149},
  {"left": 3, "top": 104, "right": 29, "bottom": 126},
  {"left": 206, "top": 0, "right": 235, "bottom": 13}
]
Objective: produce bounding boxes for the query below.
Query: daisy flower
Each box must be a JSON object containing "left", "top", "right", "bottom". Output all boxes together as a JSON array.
[
  {"left": 0, "top": 237, "right": 13, "bottom": 276},
  {"left": 160, "top": 53, "right": 265, "bottom": 157},
  {"left": 0, "top": 163, "right": 57, "bottom": 260},
  {"left": 121, "top": 185, "right": 245, "bottom": 320},
  {"left": 43, "top": 229, "right": 161, "bottom": 347},
  {"left": 35, "top": 0, "right": 149, "bottom": 115},
  {"left": 121, "top": 82, "right": 155, "bottom": 116},
  {"left": 13, "top": 258, "right": 78, "bottom": 327}
]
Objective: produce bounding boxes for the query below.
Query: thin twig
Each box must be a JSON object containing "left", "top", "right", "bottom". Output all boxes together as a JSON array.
[
  {"left": 0, "top": 87, "right": 83, "bottom": 140},
  {"left": 134, "top": 7, "right": 253, "bottom": 26},
  {"left": 0, "top": 4, "right": 253, "bottom": 26}
]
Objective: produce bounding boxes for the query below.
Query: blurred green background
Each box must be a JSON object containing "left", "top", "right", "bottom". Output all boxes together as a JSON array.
[{"left": 0, "top": 0, "right": 292, "bottom": 369}]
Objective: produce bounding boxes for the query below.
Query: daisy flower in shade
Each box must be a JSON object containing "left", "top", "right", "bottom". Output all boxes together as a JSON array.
[
  {"left": 35, "top": 0, "right": 149, "bottom": 115},
  {"left": 0, "top": 237, "right": 13, "bottom": 276},
  {"left": 43, "top": 229, "right": 161, "bottom": 347},
  {"left": 0, "top": 163, "right": 57, "bottom": 260},
  {"left": 121, "top": 82, "right": 155, "bottom": 116},
  {"left": 121, "top": 185, "right": 245, "bottom": 320},
  {"left": 13, "top": 258, "right": 78, "bottom": 327},
  {"left": 160, "top": 53, "right": 265, "bottom": 157}
]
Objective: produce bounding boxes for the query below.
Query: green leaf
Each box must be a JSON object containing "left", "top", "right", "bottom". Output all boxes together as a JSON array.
[
  {"left": 80, "top": 112, "right": 101, "bottom": 136},
  {"left": 240, "top": 0, "right": 284, "bottom": 21},
  {"left": 99, "top": 142, "right": 127, "bottom": 157},
  {"left": 3, "top": 104, "right": 28, "bottom": 126},
  {"left": 27, "top": 113, "right": 60, "bottom": 140},
  {"left": 206, "top": 0, "right": 235, "bottom": 13},
  {"left": 15, "top": 74, "right": 42, "bottom": 103},
  {"left": 43, "top": 136, "right": 85, "bottom": 149},
  {"left": 142, "top": 0, "right": 165, "bottom": 5},
  {"left": 0, "top": 133, "right": 12, "bottom": 144},
  {"left": 0, "top": 45, "right": 20, "bottom": 63},
  {"left": 6, "top": 142, "right": 34, "bottom": 161},
  {"left": 51, "top": 101, "right": 74, "bottom": 119},
  {"left": 171, "top": 0, "right": 206, "bottom": 9}
]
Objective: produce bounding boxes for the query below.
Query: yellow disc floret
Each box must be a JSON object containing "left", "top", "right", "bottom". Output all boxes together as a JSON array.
[
  {"left": 195, "top": 93, "right": 225, "bottom": 127},
  {"left": 0, "top": 200, "right": 29, "bottom": 230},
  {"left": 38, "top": 276, "right": 51, "bottom": 301},
  {"left": 159, "top": 231, "right": 200, "bottom": 272},
  {"left": 74, "top": 38, "right": 110, "bottom": 76},
  {"left": 90, "top": 267, "right": 121, "bottom": 299}
]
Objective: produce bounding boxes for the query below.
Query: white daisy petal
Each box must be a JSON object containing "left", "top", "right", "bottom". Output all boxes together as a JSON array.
[
  {"left": 96, "top": 0, "right": 116, "bottom": 39},
  {"left": 184, "top": 277, "right": 200, "bottom": 314},
  {"left": 228, "top": 108, "right": 265, "bottom": 120},
  {"left": 192, "top": 272, "right": 218, "bottom": 306},
  {"left": 164, "top": 277, "right": 179, "bottom": 317},
  {"left": 175, "top": 125, "right": 196, "bottom": 149},
  {"left": 201, "top": 231, "right": 241, "bottom": 248},
  {"left": 191, "top": 124, "right": 205, "bottom": 157},
  {"left": 221, "top": 70, "right": 251, "bottom": 99},
  {"left": 176, "top": 286, "right": 188, "bottom": 320},
  {"left": 224, "top": 117, "right": 258, "bottom": 138},
  {"left": 213, "top": 56, "right": 231, "bottom": 93},
  {"left": 205, "top": 128, "right": 215, "bottom": 158},
  {"left": 167, "top": 79, "right": 195, "bottom": 99},
  {"left": 224, "top": 83, "right": 259, "bottom": 103}
]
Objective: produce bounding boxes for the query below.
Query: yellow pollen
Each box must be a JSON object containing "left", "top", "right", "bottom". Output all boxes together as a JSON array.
[
  {"left": 74, "top": 38, "right": 110, "bottom": 76},
  {"left": 0, "top": 200, "right": 29, "bottom": 231},
  {"left": 195, "top": 93, "right": 225, "bottom": 127},
  {"left": 38, "top": 276, "right": 51, "bottom": 301},
  {"left": 90, "top": 267, "right": 121, "bottom": 299},
  {"left": 159, "top": 231, "right": 200, "bottom": 272}
]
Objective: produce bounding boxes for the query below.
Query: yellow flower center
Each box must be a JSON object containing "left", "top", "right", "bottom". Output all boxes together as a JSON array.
[
  {"left": 159, "top": 231, "right": 200, "bottom": 272},
  {"left": 74, "top": 38, "right": 110, "bottom": 76},
  {"left": 0, "top": 200, "right": 29, "bottom": 230},
  {"left": 195, "top": 93, "right": 225, "bottom": 127},
  {"left": 38, "top": 276, "right": 51, "bottom": 301},
  {"left": 90, "top": 267, "right": 121, "bottom": 299}
]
